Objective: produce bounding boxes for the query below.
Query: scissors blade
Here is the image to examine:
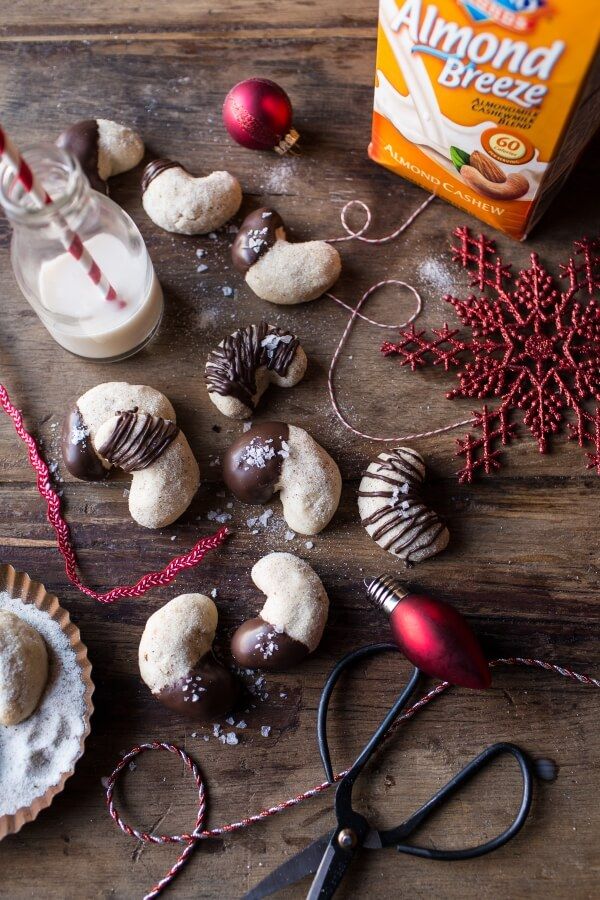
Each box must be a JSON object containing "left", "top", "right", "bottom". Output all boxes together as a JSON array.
[
  {"left": 242, "top": 831, "right": 335, "bottom": 900},
  {"left": 305, "top": 832, "right": 356, "bottom": 900}
]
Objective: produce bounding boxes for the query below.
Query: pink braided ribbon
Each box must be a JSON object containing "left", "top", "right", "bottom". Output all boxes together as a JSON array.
[
  {"left": 106, "top": 657, "right": 600, "bottom": 899},
  {"left": 0, "top": 383, "right": 228, "bottom": 603}
]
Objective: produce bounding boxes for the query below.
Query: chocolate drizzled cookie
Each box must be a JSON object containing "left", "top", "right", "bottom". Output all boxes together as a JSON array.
[
  {"left": 206, "top": 322, "right": 300, "bottom": 409},
  {"left": 358, "top": 447, "right": 449, "bottom": 565},
  {"left": 97, "top": 410, "right": 179, "bottom": 472}
]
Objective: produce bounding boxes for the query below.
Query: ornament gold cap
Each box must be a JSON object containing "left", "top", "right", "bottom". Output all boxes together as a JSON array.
[
  {"left": 364, "top": 574, "right": 408, "bottom": 616},
  {"left": 274, "top": 128, "right": 300, "bottom": 155}
]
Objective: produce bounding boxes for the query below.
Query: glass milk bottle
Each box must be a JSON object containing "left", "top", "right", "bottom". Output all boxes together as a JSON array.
[{"left": 0, "top": 143, "right": 163, "bottom": 360}]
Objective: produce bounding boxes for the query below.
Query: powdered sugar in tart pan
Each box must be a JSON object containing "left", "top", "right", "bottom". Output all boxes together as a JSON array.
[{"left": 0, "top": 565, "right": 94, "bottom": 838}]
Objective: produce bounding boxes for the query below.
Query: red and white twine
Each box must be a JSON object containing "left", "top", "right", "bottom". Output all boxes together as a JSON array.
[
  {"left": 0, "top": 383, "right": 228, "bottom": 603},
  {"left": 106, "top": 657, "right": 600, "bottom": 899},
  {"left": 325, "top": 195, "right": 476, "bottom": 442},
  {"left": 0, "top": 123, "right": 124, "bottom": 307}
]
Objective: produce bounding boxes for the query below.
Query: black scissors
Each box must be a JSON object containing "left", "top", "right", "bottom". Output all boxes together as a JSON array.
[{"left": 244, "top": 642, "right": 539, "bottom": 900}]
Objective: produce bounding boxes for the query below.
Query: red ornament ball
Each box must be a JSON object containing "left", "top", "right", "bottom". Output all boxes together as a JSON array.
[{"left": 222, "top": 78, "right": 299, "bottom": 154}]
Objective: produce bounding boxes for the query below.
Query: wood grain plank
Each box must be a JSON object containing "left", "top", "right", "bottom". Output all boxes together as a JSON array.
[{"left": 0, "top": 9, "right": 598, "bottom": 900}]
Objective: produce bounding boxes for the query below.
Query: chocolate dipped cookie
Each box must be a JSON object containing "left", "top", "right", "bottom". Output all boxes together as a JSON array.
[
  {"left": 139, "top": 594, "right": 239, "bottom": 721},
  {"left": 222, "top": 421, "right": 341, "bottom": 535},
  {"left": 231, "top": 207, "right": 341, "bottom": 305},
  {"left": 231, "top": 552, "right": 328, "bottom": 671},
  {"left": 141, "top": 159, "right": 242, "bottom": 235}
]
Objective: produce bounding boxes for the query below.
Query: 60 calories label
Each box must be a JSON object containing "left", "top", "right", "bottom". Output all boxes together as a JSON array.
[
  {"left": 370, "top": 0, "right": 600, "bottom": 238},
  {"left": 482, "top": 128, "right": 535, "bottom": 164}
]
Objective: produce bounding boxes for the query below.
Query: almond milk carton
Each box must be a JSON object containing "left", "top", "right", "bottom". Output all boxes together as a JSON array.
[{"left": 369, "top": 0, "right": 600, "bottom": 239}]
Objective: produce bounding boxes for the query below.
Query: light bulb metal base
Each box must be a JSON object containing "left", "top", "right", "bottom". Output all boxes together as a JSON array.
[{"left": 365, "top": 574, "right": 408, "bottom": 616}]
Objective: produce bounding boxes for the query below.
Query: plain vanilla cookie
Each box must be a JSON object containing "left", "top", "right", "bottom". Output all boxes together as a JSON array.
[
  {"left": 231, "top": 553, "right": 329, "bottom": 670},
  {"left": 223, "top": 421, "right": 341, "bottom": 535},
  {"left": 358, "top": 447, "right": 449, "bottom": 565},
  {"left": 205, "top": 321, "right": 307, "bottom": 419},
  {"left": 0, "top": 611, "right": 48, "bottom": 726},
  {"left": 141, "top": 159, "right": 242, "bottom": 235},
  {"left": 231, "top": 207, "right": 341, "bottom": 305},
  {"left": 139, "top": 594, "right": 238, "bottom": 721},
  {"left": 57, "top": 118, "right": 144, "bottom": 193}
]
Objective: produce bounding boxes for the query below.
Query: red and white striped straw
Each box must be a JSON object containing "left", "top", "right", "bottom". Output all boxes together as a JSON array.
[{"left": 0, "top": 123, "right": 124, "bottom": 308}]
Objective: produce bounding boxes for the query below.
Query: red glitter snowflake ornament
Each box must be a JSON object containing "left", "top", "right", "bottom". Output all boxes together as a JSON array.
[{"left": 382, "top": 227, "right": 600, "bottom": 483}]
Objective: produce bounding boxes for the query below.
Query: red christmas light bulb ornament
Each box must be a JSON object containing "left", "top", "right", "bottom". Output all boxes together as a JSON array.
[
  {"left": 222, "top": 78, "right": 299, "bottom": 154},
  {"left": 366, "top": 575, "right": 491, "bottom": 689}
]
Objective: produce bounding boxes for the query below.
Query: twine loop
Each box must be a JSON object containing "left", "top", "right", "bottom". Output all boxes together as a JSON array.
[{"left": 107, "top": 657, "right": 599, "bottom": 900}]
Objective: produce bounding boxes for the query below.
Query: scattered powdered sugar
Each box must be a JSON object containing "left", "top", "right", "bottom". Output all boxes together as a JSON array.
[
  {"left": 418, "top": 257, "right": 455, "bottom": 295},
  {"left": 0, "top": 592, "right": 87, "bottom": 816}
]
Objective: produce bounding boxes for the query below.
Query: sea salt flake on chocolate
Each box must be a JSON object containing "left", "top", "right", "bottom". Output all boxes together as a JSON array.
[
  {"left": 226, "top": 732, "right": 239, "bottom": 745},
  {"left": 70, "top": 423, "right": 89, "bottom": 444},
  {"left": 260, "top": 726, "right": 271, "bottom": 737}
]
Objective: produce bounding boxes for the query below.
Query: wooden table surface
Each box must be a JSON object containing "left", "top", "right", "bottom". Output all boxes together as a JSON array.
[{"left": 0, "top": 3, "right": 599, "bottom": 898}]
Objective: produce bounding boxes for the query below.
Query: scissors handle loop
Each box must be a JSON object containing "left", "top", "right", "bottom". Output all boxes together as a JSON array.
[
  {"left": 379, "top": 741, "right": 533, "bottom": 860},
  {"left": 317, "top": 642, "right": 419, "bottom": 785}
]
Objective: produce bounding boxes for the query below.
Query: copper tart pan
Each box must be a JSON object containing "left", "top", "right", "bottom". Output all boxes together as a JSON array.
[{"left": 0, "top": 564, "right": 94, "bottom": 839}]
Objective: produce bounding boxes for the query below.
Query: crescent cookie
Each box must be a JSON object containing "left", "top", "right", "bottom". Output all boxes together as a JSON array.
[
  {"left": 231, "top": 552, "right": 329, "bottom": 670},
  {"left": 61, "top": 382, "right": 199, "bottom": 529},
  {"left": 222, "top": 421, "right": 341, "bottom": 535},
  {"left": 358, "top": 447, "right": 449, "bottom": 565},
  {"left": 205, "top": 322, "right": 307, "bottom": 419}
]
